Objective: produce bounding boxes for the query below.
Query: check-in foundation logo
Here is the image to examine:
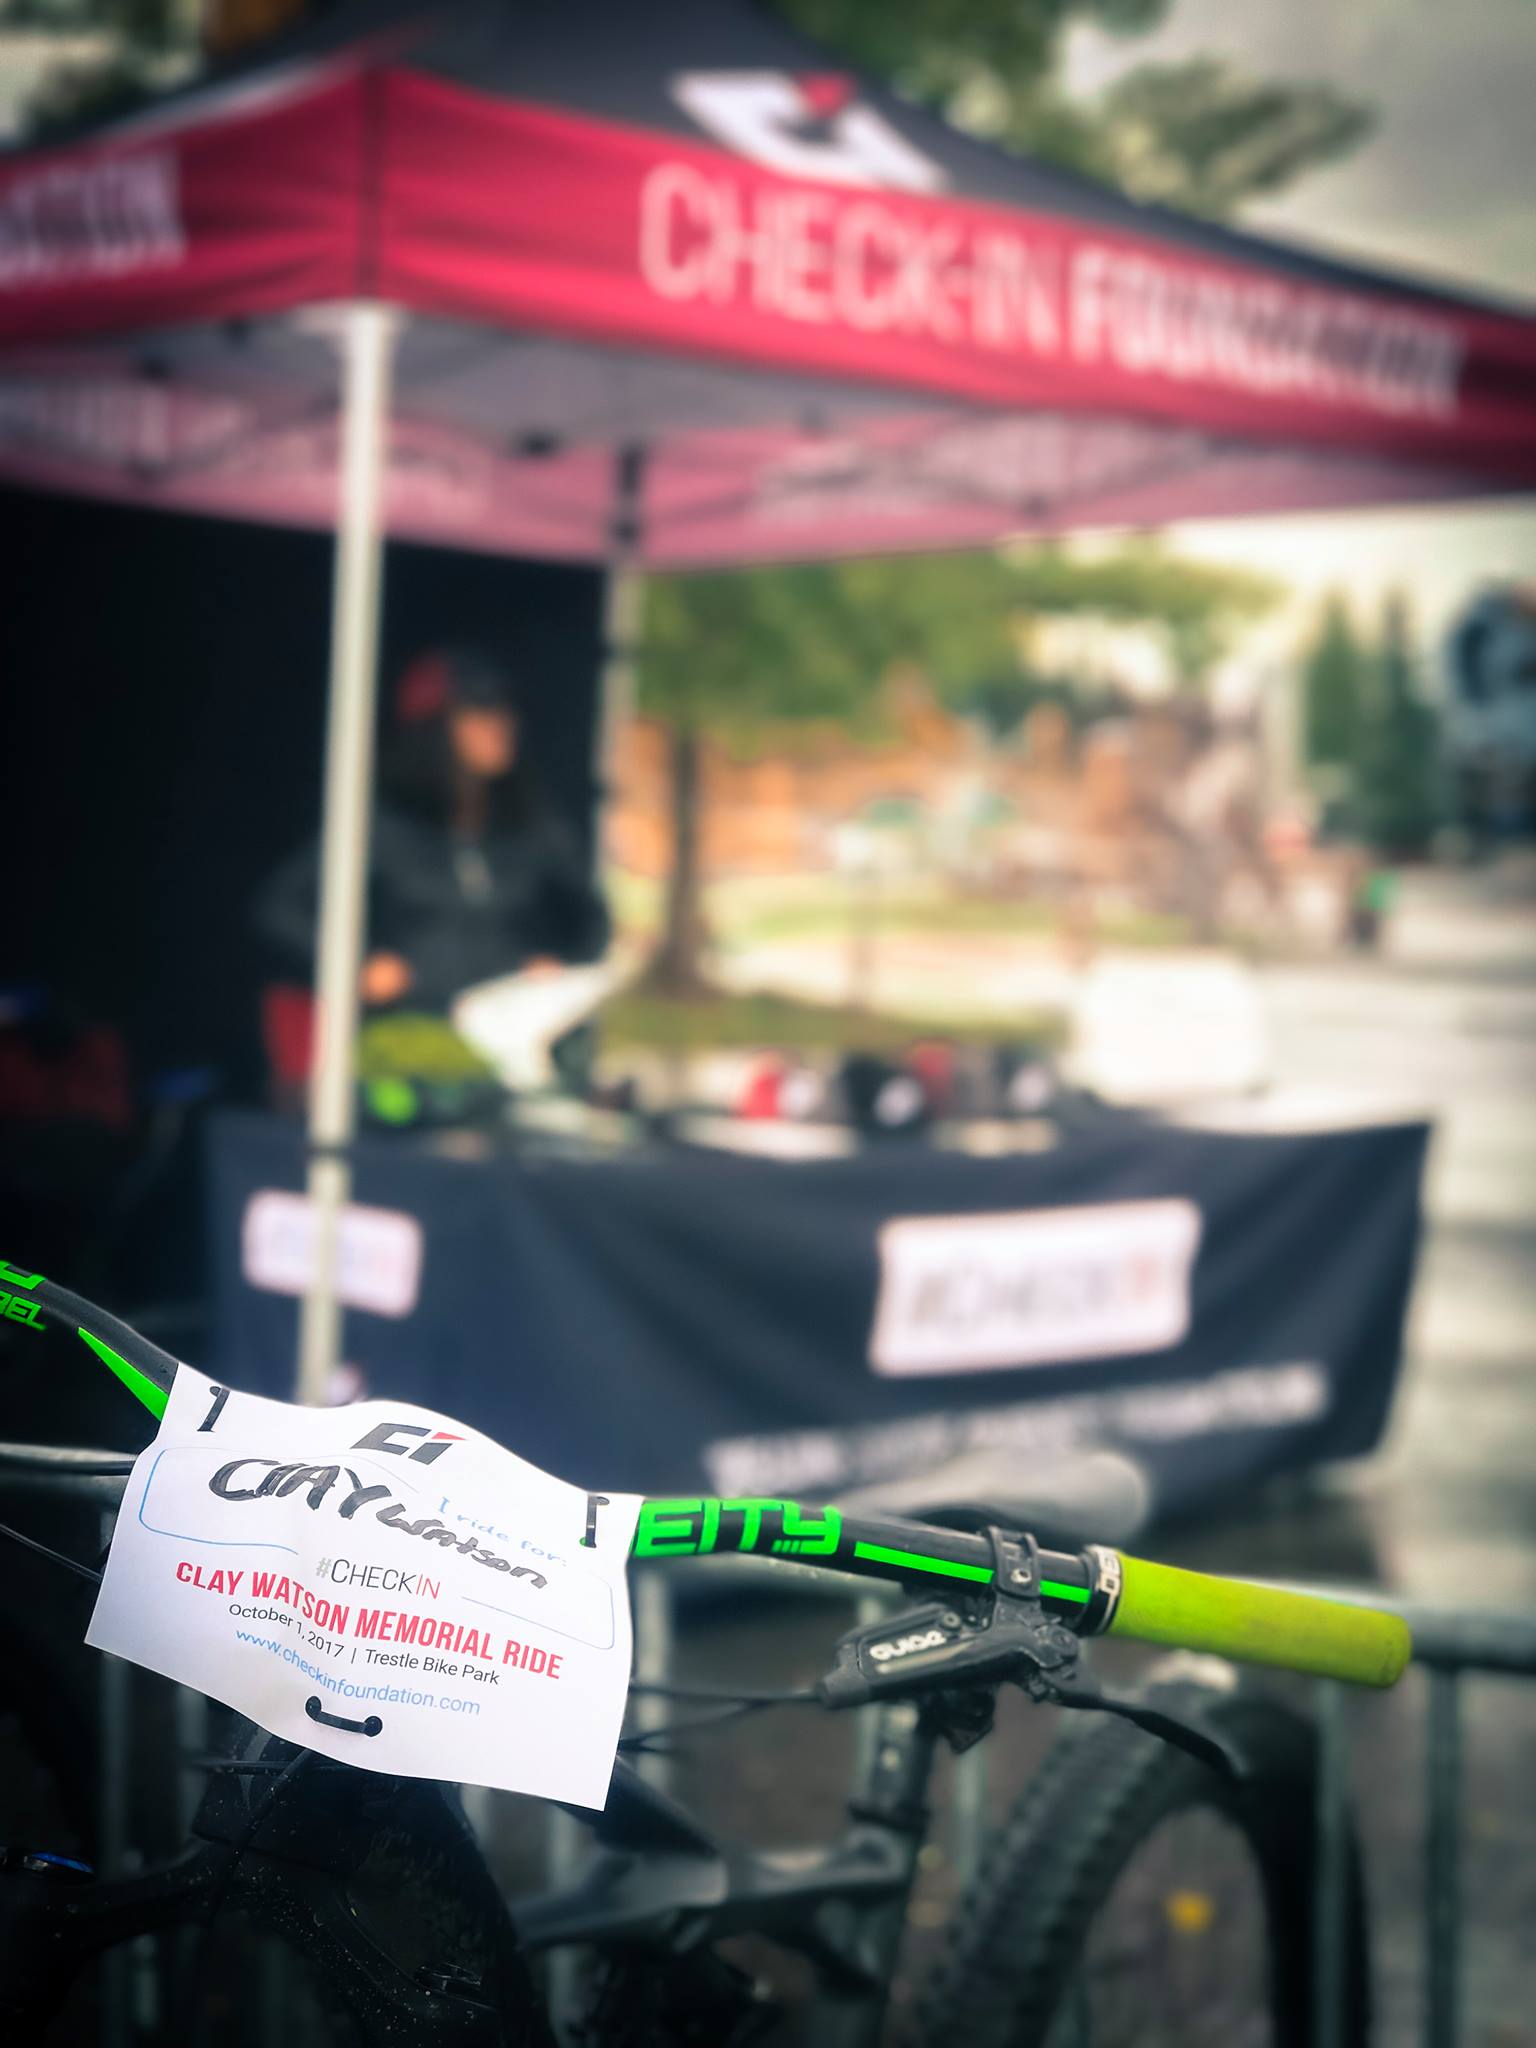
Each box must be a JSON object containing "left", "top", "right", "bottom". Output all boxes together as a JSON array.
[
  {"left": 869, "top": 1198, "right": 1203, "bottom": 1376},
  {"left": 670, "top": 70, "right": 946, "bottom": 191}
]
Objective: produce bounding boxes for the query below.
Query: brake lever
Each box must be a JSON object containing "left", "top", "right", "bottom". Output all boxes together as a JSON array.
[
  {"left": 1052, "top": 1687, "right": 1248, "bottom": 1782},
  {"left": 818, "top": 1525, "right": 1246, "bottom": 1780}
]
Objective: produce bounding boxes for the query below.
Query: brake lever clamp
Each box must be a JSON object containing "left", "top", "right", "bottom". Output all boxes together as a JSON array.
[
  {"left": 817, "top": 1526, "right": 1085, "bottom": 1749},
  {"left": 988, "top": 1527, "right": 1083, "bottom": 1701},
  {"left": 817, "top": 1528, "right": 1248, "bottom": 1779}
]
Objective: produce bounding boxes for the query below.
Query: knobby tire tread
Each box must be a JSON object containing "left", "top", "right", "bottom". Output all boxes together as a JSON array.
[{"left": 914, "top": 1687, "right": 1370, "bottom": 2048}]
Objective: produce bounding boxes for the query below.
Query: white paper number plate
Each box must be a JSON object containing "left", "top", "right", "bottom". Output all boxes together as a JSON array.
[{"left": 87, "top": 1366, "right": 640, "bottom": 1808}]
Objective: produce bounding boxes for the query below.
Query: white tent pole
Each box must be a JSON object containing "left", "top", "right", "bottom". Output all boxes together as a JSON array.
[
  {"left": 597, "top": 444, "right": 646, "bottom": 870},
  {"left": 297, "top": 300, "right": 397, "bottom": 1406}
]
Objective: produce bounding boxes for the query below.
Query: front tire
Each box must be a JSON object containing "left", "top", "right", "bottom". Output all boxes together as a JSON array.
[{"left": 916, "top": 1681, "right": 1369, "bottom": 2048}]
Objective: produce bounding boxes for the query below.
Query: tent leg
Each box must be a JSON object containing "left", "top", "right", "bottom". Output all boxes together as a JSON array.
[
  {"left": 596, "top": 444, "right": 646, "bottom": 870},
  {"left": 296, "top": 301, "right": 397, "bottom": 1405}
]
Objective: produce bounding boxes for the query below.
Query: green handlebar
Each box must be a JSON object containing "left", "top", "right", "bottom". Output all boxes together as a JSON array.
[
  {"left": 1107, "top": 1554, "right": 1412, "bottom": 1687},
  {"left": 23, "top": 1255, "right": 1416, "bottom": 1692}
]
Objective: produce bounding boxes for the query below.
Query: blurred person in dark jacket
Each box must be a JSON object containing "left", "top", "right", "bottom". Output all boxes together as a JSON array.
[{"left": 257, "top": 646, "right": 614, "bottom": 1091}]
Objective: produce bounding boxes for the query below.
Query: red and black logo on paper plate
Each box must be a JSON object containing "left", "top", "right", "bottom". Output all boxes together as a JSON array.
[
  {"left": 351, "top": 1421, "right": 465, "bottom": 1466},
  {"left": 670, "top": 71, "right": 946, "bottom": 192}
]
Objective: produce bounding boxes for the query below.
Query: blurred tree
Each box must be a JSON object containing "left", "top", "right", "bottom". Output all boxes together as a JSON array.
[
  {"left": 637, "top": 554, "right": 1018, "bottom": 989},
  {"left": 638, "top": 540, "right": 1278, "bottom": 988},
  {"left": 1005, "top": 539, "right": 1277, "bottom": 687},
  {"left": 1302, "top": 594, "right": 1367, "bottom": 779},
  {"left": 1354, "top": 592, "right": 1442, "bottom": 853},
  {"left": 952, "top": 670, "right": 1070, "bottom": 745},
  {"left": 18, "top": 0, "right": 1371, "bottom": 206},
  {"left": 1086, "top": 59, "right": 1371, "bottom": 214},
  {"left": 948, "top": 541, "right": 1277, "bottom": 735},
  {"left": 9, "top": 0, "right": 199, "bottom": 131},
  {"left": 773, "top": 0, "right": 1371, "bottom": 218},
  {"left": 774, "top": 0, "right": 1169, "bottom": 111}
]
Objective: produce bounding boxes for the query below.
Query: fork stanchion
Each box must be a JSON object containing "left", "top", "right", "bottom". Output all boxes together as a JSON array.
[
  {"left": 96, "top": 1655, "right": 131, "bottom": 2048},
  {"left": 1312, "top": 1678, "right": 1350, "bottom": 2048},
  {"left": 174, "top": 1686, "right": 207, "bottom": 1838},
  {"left": 853, "top": 1589, "right": 893, "bottom": 1784},
  {"left": 543, "top": 1807, "right": 588, "bottom": 2045},
  {"left": 532, "top": 1567, "right": 679, "bottom": 2041},
  {"left": 170, "top": 1687, "right": 208, "bottom": 2038},
  {"left": 125, "top": 1851, "right": 158, "bottom": 2037},
  {"left": 1060, "top": 1975, "right": 1092, "bottom": 2048},
  {"left": 1424, "top": 1667, "right": 1461, "bottom": 2048},
  {"left": 633, "top": 1567, "right": 676, "bottom": 1793},
  {"left": 950, "top": 1743, "right": 988, "bottom": 1894},
  {"left": 257, "top": 1942, "right": 288, "bottom": 2048},
  {"left": 459, "top": 1782, "right": 495, "bottom": 1842}
]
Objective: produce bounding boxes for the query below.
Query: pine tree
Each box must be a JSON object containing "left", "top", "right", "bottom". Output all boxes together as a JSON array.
[
  {"left": 1303, "top": 595, "right": 1367, "bottom": 778},
  {"left": 1355, "top": 592, "right": 1442, "bottom": 853}
]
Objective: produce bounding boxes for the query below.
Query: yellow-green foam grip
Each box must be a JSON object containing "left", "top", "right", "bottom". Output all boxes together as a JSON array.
[{"left": 1107, "top": 1556, "right": 1412, "bottom": 1688}]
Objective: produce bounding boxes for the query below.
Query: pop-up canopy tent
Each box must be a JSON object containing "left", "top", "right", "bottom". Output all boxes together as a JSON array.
[
  {"left": 6, "top": 0, "right": 1536, "bottom": 553},
  {"left": 5, "top": 0, "right": 1534, "bottom": 1392}
]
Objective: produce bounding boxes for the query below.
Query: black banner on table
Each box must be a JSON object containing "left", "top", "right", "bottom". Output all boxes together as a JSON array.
[{"left": 209, "top": 1111, "right": 1427, "bottom": 1519}]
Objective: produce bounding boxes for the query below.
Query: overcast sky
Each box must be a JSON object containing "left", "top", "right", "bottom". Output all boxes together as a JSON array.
[{"left": 1064, "top": 0, "right": 1536, "bottom": 661}]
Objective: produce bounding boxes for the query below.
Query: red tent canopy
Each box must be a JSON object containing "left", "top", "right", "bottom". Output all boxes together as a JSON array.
[{"left": 3, "top": 0, "right": 1534, "bottom": 565}]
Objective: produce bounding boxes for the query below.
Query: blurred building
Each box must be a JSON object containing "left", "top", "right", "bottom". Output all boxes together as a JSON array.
[
  {"left": 609, "top": 676, "right": 1282, "bottom": 936},
  {"left": 609, "top": 676, "right": 979, "bottom": 881}
]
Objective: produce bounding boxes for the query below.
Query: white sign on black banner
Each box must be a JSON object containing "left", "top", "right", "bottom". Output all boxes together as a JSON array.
[{"left": 869, "top": 1199, "right": 1202, "bottom": 1375}]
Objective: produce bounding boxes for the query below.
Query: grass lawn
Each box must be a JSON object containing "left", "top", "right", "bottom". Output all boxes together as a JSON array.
[
  {"left": 601, "top": 984, "right": 1066, "bottom": 1056},
  {"left": 733, "top": 891, "right": 1192, "bottom": 950},
  {"left": 607, "top": 870, "right": 1192, "bottom": 954}
]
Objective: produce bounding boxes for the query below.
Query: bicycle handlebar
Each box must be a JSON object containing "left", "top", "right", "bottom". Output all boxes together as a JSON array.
[
  {"left": 3, "top": 1263, "right": 1412, "bottom": 1688},
  {"left": 628, "top": 1499, "right": 1408, "bottom": 1685}
]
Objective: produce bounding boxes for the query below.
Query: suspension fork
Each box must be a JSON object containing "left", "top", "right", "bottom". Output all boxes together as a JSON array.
[{"left": 804, "top": 1698, "right": 941, "bottom": 2048}]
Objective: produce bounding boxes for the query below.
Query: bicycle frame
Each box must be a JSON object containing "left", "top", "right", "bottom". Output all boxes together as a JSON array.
[{"left": 525, "top": 1700, "right": 940, "bottom": 2048}]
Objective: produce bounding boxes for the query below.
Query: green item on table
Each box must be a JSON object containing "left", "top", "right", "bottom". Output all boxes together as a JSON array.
[{"left": 357, "top": 1012, "right": 499, "bottom": 1084}]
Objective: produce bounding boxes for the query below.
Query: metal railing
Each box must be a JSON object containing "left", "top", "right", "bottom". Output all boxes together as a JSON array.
[{"left": 1291, "top": 1590, "right": 1536, "bottom": 2048}]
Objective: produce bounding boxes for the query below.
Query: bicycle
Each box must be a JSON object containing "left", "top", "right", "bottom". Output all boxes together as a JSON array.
[{"left": 0, "top": 1265, "right": 1409, "bottom": 2046}]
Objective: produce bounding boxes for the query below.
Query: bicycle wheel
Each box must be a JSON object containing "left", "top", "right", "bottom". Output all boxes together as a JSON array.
[{"left": 916, "top": 1680, "right": 1369, "bottom": 2048}]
